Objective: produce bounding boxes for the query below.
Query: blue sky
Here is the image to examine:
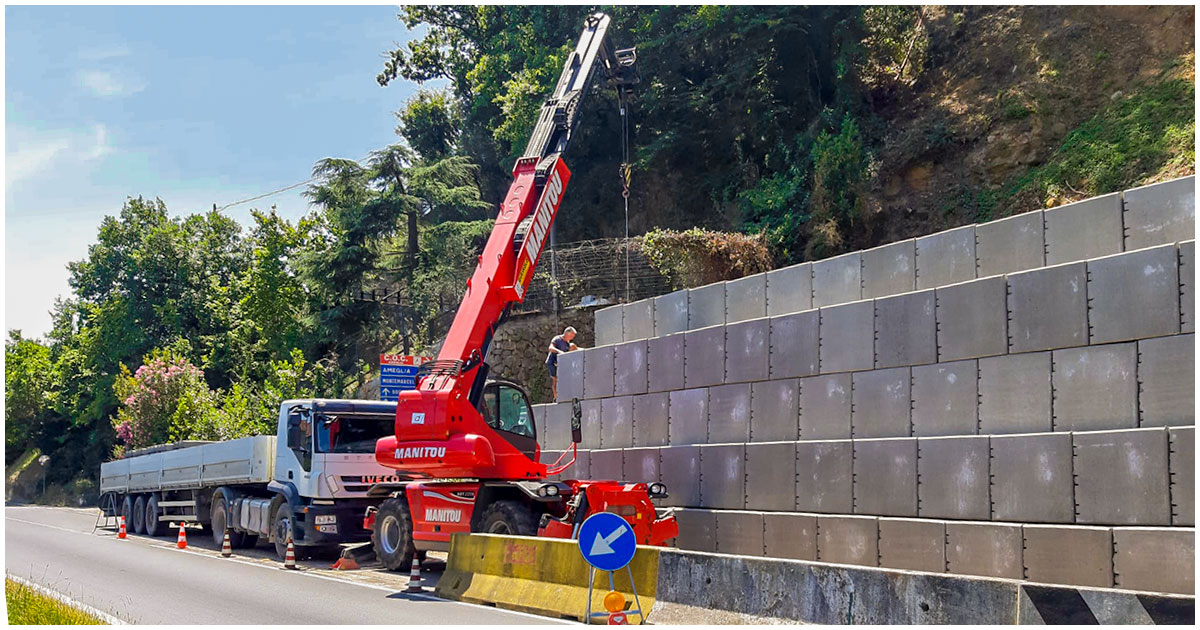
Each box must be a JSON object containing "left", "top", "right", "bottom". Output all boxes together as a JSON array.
[{"left": 5, "top": 5, "right": 432, "bottom": 338}]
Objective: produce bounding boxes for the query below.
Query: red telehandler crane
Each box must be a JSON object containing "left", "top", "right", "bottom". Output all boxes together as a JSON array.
[{"left": 365, "top": 13, "right": 678, "bottom": 571}]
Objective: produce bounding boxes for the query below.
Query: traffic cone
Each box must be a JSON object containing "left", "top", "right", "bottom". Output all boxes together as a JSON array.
[
  {"left": 176, "top": 522, "right": 188, "bottom": 549},
  {"left": 117, "top": 516, "right": 127, "bottom": 539},
  {"left": 221, "top": 530, "right": 232, "bottom": 557},
  {"left": 405, "top": 556, "right": 423, "bottom": 593},
  {"left": 283, "top": 534, "right": 298, "bottom": 570}
]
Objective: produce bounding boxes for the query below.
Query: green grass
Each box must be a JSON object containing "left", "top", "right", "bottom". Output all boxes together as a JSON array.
[{"left": 6, "top": 578, "right": 106, "bottom": 625}]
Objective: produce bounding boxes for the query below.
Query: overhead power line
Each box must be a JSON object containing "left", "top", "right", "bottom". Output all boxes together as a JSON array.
[{"left": 213, "top": 151, "right": 376, "bottom": 213}]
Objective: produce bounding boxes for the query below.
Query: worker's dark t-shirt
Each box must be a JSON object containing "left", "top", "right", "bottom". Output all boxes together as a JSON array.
[{"left": 546, "top": 335, "right": 571, "bottom": 366}]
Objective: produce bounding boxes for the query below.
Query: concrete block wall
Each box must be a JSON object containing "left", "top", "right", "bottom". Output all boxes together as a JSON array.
[{"left": 532, "top": 176, "right": 1195, "bottom": 594}]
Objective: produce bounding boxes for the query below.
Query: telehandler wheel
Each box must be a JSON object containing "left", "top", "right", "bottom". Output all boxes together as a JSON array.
[
  {"left": 210, "top": 496, "right": 246, "bottom": 549},
  {"left": 144, "top": 494, "right": 163, "bottom": 537},
  {"left": 478, "top": 500, "right": 538, "bottom": 536},
  {"left": 132, "top": 495, "right": 147, "bottom": 535},
  {"left": 372, "top": 497, "right": 416, "bottom": 572}
]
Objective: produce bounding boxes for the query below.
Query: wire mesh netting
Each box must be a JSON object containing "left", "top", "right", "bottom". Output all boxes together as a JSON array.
[{"left": 517, "top": 237, "right": 673, "bottom": 314}]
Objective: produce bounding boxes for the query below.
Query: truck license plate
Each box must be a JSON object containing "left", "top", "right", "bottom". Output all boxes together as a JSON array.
[
  {"left": 317, "top": 524, "right": 338, "bottom": 534},
  {"left": 314, "top": 515, "right": 337, "bottom": 525}
]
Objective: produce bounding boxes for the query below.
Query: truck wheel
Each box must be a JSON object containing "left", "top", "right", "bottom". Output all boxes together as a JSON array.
[
  {"left": 372, "top": 498, "right": 416, "bottom": 571},
  {"left": 210, "top": 496, "right": 246, "bottom": 549},
  {"left": 132, "top": 495, "right": 147, "bottom": 535},
  {"left": 144, "top": 494, "right": 163, "bottom": 537},
  {"left": 478, "top": 500, "right": 538, "bottom": 536},
  {"left": 120, "top": 495, "right": 134, "bottom": 531},
  {"left": 272, "top": 503, "right": 297, "bottom": 560}
]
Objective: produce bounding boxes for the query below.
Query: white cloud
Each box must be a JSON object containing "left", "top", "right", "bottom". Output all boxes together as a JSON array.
[
  {"left": 6, "top": 136, "right": 72, "bottom": 186},
  {"left": 79, "top": 70, "right": 145, "bottom": 98},
  {"left": 5, "top": 124, "right": 113, "bottom": 187}
]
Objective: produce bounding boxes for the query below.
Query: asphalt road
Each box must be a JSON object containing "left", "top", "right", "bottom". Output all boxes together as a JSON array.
[{"left": 5, "top": 505, "right": 566, "bottom": 625}]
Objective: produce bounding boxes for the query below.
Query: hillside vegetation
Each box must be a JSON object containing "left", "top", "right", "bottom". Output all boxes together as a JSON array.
[{"left": 6, "top": 5, "right": 1193, "bottom": 499}]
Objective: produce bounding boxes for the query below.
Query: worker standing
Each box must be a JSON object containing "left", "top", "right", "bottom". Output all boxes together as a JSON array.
[{"left": 546, "top": 326, "right": 579, "bottom": 399}]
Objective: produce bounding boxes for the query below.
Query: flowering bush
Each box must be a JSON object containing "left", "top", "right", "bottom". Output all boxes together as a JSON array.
[{"left": 112, "top": 351, "right": 210, "bottom": 453}]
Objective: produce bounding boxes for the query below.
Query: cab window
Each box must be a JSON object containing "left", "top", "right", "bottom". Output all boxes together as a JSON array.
[{"left": 482, "top": 384, "right": 535, "bottom": 439}]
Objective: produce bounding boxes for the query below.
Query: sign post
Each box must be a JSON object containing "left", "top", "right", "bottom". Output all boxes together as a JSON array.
[
  {"left": 379, "top": 354, "right": 431, "bottom": 401},
  {"left": 577, "top": 512, "right": 644, "bottom": 625}
]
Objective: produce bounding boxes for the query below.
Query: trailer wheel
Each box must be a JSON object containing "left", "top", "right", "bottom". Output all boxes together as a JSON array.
[
  {"left": 144, "top": 494, "right": 163, "bottom": 537},
  {"left": 210, "top": 496, "right": 246, "bottom": 549},
  {"left": 372, "top": 498, "right": 416, "bottom": 571},
  {"left": 120, "top": 495, "right": 134, "bottom": 531},
  {"left": 132, "top": 495, "right": 147, "bottom": 535},
  {"left": 478, "top": 500, "right": 538, "bottom": 536}
]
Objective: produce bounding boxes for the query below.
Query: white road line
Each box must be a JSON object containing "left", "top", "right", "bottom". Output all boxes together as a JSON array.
[
  {"left": 7, "top": 514, "right": 575, "bottom": 625},
  {"left": 6, "top": 573, "right": 127, "bottom": 624}
]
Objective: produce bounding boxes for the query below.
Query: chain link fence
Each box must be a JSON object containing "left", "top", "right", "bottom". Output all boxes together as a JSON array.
[{"left": 517, "top": 237, "right": 673, "bottom": 315}]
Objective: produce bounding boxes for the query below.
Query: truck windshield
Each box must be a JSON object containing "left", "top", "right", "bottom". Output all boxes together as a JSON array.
[{"left": 313, "top": 413, "right": 394, "bottom": 454}]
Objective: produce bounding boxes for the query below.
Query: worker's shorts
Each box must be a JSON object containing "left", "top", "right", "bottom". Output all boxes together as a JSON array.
[{"left": 547, "top": 362, "right": 558, "bottom": 378}]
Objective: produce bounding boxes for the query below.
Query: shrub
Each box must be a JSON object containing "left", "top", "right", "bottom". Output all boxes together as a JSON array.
[{"left": 642, "top": 227, "right": 774, "bottom": 289}]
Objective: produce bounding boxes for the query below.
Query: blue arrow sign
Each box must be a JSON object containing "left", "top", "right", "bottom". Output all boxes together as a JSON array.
[{"left": 577, "top": 512, "right": 636, "bottom": 572}]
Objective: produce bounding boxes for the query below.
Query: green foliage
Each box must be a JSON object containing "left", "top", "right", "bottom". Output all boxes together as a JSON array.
[
  {"left": 860, "top": 6, "right": 928, "bottom": 86},
  {"left": 6, "top": 579, "right": 105, "bottom": 625},
  {"left": 5, "top": 332, "right": 52, "bottom": 460},
  {"left": 111, "top": 350, "right": 209, "bottom": 453},
  {"left": 806, "top": 114, "right": 869, "bottom": 259},
  {"left": 641, "top": 227, "right": 774, "bottom": 289},
  {"left": 397, "top": 88, "right": 459, "bottom": 160}
]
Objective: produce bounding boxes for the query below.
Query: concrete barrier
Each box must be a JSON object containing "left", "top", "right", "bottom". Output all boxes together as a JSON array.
[{"left": 435, "top": 533, "right": 660, "bottom": 623}]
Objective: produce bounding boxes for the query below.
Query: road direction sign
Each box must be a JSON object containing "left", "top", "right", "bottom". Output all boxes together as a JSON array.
[
  {"left": 577, "top": 512, "right": 636, "bottom": 572},
  {"left": 379, "top": 355, "right": 431, "bottom": 401}
]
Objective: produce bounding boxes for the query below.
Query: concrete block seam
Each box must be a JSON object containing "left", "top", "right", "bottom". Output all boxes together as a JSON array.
[
  {"left": 1179, "top": 243, "right": 1188, "bottom": 332},
  {"left": 1120, "top": 189, "right": 1132, "bottom": 243},
  {"left": 849, "top": 376, "right": 858, "bottom": 439},
  {"left": 817, "top": 309, "right": 825, "bottom": 373},
  {"left": 974, "top": 227, "right": 982, "bottom": 276},
  {"left": 934, "top": 289, "right": 944, "bottom": 362},
  {"left": 975, "top": 360, "right": 983, "bottom": 435},
  {"left": 987, "top": 438, "right": 996, "bottom": 521},
  {"left": 1136, "top": 343, "right": 1146, "bottom": 428},
  {"left": 1111, "top": 530, "right": 1122, "bottom": 588},
  {"left": 1071, "top": 434, "right": 1081, "bottom": 523},
  {"left": 1005, "top": 279, "right": 1015, "bottom": 353},
  {"left": 1168, "top": 430, "right": 1182, "bottom": 523},
  {"left": 872, "top": 301, "right": 881, "bottom": 368},
  {"left": 796, "top": 379, "right": 805, "bottom": 440},
  {"left": 916, "top": 440, "right": 924, "bottom": 515},
  {"left": 1050, "top": 353, "right": 1059, "bottom": 433},
  {"left": 1085, "top": 265, "right": 1096, "bottom": 344},
  {"left": 1021, "top": 526, "right": 1030, "bottom": 580}
]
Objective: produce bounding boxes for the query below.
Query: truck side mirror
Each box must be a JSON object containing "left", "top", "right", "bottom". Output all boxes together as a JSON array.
[{"left": 570, "top": 398, "right": 582, "bottom": 444}]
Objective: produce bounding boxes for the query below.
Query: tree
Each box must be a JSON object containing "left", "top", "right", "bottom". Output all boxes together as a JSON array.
[
  {"left": 5, "top": 331, "right": 53, "bottom": 462},
  {"left": 398, "top": 88, "right": 460, "bottom": 161}
]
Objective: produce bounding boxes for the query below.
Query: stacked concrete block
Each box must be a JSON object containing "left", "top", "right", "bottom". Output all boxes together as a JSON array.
[
  {"left": 590, "top": 448, "right": 624, "bottom": 481},
  {"left": 744, "top": 442, "right": 797, "bottom": 511},
  {"left": 1138, "top": 334, "right": 1195, "bottom": 427},
  {"left": 818, "top": 299, "right": 874, "bottom": 373},
  {"left": 768, "top": 309, "right": 819, "bottom": 379},
  {"left": 1112, "top": 528, "right": 1195, "bottom": 594},
  {"left": 850, "top": 368, "right": 911, "bottom": 439},
  {"left": 1087, "top": 244, "right": 1180, "bottom": 344},
  {"left": 945, "top": 521, "right": 1023, "bottom": 579},
  {"left": 623, "top": 447, "right": 660, "bottom": 485},
  {"left": 852, "top": 438, "right": 918, "bottom": 517},
  {"left": 975, "top": 210, "right": 1045, "bottom": 277},
  {"left": 1007, "top": 262, "right": 1089, "bottom": 353},
  {"left": 816, "top": 515, "right": 879, "bottom": 566},
  {"left": 911, "top": 360, "right": 978, "bottom": 436},
  {"left": 725, "top": 273, "right": 767, "bottom": 323},
  {"left": 716, "top": 510, "right": 766, "bottom": 556},
  {"left": 989, "top": 432, "right": 1075, "bottom": 523},
  {"left": 862, "top": 240, "right": 916, "bottom": 299},
  {"left": 668, "top": 388, "right": 708, "bottom": 446},
  {"left": 707, "top": 383, "right": 752, "bottom": 444},
  {"left": 600, "top": 396, "right": 633, "bottom": 449},
  {"left": 613, "top": 340, "right": 648, "bottom": 397},
  {"left": 1051, "top": 343, "right": 1138, "bottom": 432},
  {"left": 1073, "top": 428, "right": 1171, "bottom": 525},
  {"left": 658, "top": 446, "right": 701, "bottom": 507},
  {"left": 1168, "top": 427, "right": 1194, "bottom": 526},
  {"left": 1122, "top": 175, "right": 1195, "bottom": 251},
  {"left": 673, "top": 508, "right": 717, "bottom": 552},
  {"left": 917, "top": 436, "right": 990, "bottom": 520},
  {"left": 653, "top": 289, "right": 689, "bottom": 337},
  {"left": 1043, "top": 193, "right": 1124, "bottom": 266},
  {"left": 935, "top": 276, "right": 1008, "bottom": 361},
  {"left": 795, "top": 440, "right": 854, "bottom": 513},
  {"left": 800, "top": 374, "right": 852, "bottom": 439},
  {"left": 812, "top": 252, "right": 862, "bottom": 308},
  {"left": 555, "top": 350, "right": 585, "bottom": 402},
  {"left": 683, "top": 326, "right": 725, "bottom": 389},
  {"left": 594, "top": 305, "right": 624, "bottom": 347},
  {"left": 623, "top": 298, "right": 655, "bottom": 342},
  {"left": 582, "top": 346, "right": 615, "bottom": 399},
  {"left": 879, "top": 518, "right": 946, "bottom": 573},
  {"left": 750, "top": 379, "right": 799, "bottom": 442},
  {"left": 1022, "top": 525, "right": 1113, "bottom": 588},
  {"left": 579, "top": 399, "right": 603, "bottom": 448},
  {"left": 699, "top": 444, "right": 746, "bottom": 510},
  {"left": 978, "top": 352, "right": 1053, "bottom": 434},
  {"left": 725, "top": 318, "right": 769, "bottom": 383},
  {"left": 916, "top": 225, "right": 976, "bottom": 290},
  {"left": 766, "top": 262, "right": 813, "bottom": 316},
  {"left": 646, "top": 333, "right": 685, "bottom": 393},
  {"left": 874, "top": 290, "right": 936, "bottom": 368},
  {"left": 1181, "top": 241, "right": 1195, "bottom": 333},
  {"left": 541, "top": 402, "right": 575, "bottom": 450},
  {"left": 687, "top": 282, "right": 726, "bottom": 330},
  {"left": 764, "top": 513, "right": 818, "bottom": 560},
  {"left": 632, "top": 392, "right": 670, "bottom": 447}
]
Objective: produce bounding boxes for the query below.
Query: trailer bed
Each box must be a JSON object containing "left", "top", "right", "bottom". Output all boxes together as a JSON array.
[{"left": 99, "top": 436, "right": 275, "bottom": 494}]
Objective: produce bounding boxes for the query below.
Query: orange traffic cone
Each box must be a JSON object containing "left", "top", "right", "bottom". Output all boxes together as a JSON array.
[
  {"left": 405, "top": 556, "right": 423, "bottom": 593},
  {"left": 117, "top": 516, "right": 127, "bottom": 539},
  {"left": 283, "top": 534, "right": 297, "bottom": 570},
  {"left": 176, "top": 522, "right": 188, "bottom": 549},
  {"left": 221, "top": 530, "right": 232, "bottom": 557}
]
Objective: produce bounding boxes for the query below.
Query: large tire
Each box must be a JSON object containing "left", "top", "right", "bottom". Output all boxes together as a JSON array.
[
  {"left": 120, "top": 495, "right": 134, "bottom": 531},
  {"left": 210, "top": 495, "right": 246, "bottom": 549},
  {"left": 144, "top": 494, "right": 163, "bottom": 537},
  {"left": 132, "top": 495, "right": 147, "bottom": 535},
  {"left": 272, "top": 503, "right": 297, "bottom": 561},
  {"left": 477, "top": 500, "right": 538, "bottom": 536},
  {"left": 372, "top": 497, "right": 416, "bottom": 572}
]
